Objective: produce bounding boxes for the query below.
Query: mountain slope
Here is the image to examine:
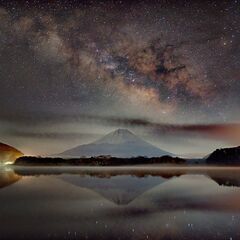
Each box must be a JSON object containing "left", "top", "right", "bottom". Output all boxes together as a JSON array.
[
  {"left": 59, "top": 129, "right": 172, "bottom": 158},
  {"left": 0, "top": 142, "right": 23, "bottom": 164},
  {"left": 206, "top": 146, "right": 240, "bottom": 165}
]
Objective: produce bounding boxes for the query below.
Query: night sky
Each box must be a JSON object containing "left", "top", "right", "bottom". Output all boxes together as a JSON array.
[{"left": 0, "top": 0, "right": 240, "bottom": 157}]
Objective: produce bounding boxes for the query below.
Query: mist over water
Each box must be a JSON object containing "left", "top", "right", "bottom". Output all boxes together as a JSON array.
[{"left": 1, "top": 166, "right": 240, "bottom": 240}]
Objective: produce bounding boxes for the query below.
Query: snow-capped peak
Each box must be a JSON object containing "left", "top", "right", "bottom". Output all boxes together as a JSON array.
[
  {"left": 60, "top": 128, "right": 173, "bottom": 158},
  {"left": 93, "top": 129, "right": 142, "bottom": 145}
]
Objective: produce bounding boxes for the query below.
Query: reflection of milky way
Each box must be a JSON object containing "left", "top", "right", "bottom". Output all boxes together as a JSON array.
[{"left": 0, "top": 1, "right": 240, "bottom": 155}]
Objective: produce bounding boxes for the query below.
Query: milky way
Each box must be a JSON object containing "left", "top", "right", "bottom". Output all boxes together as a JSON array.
[{"left": 0, "top": 0, "right": 239, "bottom": 156}]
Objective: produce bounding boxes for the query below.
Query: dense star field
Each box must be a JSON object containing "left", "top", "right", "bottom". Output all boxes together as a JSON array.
[{"left": 0, "top": 0, "right": 239, "bottom": 156}]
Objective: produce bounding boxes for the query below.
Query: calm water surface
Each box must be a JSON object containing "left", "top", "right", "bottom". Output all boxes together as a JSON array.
[{"left": 0, "top": 165, "right": 240, "bottom": 240}]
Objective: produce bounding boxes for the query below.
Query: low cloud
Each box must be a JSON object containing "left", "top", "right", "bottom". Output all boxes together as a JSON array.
[{"left": 4, "top": 113, "right": 240, "bottom": 145}]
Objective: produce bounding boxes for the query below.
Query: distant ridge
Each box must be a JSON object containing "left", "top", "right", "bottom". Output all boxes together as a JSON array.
[
  {"left": 59, "top": 129, "right": 173, "bottom": 158},
  {"left": 206, "top": 146, "right": 240, "bottom": 165}
]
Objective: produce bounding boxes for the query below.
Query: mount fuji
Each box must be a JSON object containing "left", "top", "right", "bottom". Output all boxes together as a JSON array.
[{"left": 59, "top": 129, "right": 172, "bottom": 158}]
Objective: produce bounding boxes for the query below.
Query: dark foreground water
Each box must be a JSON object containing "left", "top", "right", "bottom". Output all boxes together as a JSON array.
[{"left": 1, "top": 165, "right": 240, "bottom": 240}]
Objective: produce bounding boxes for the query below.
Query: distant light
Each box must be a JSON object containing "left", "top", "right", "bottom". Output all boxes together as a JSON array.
[{"left": 4, "top": 161, "right": 14, "bottom": 165}]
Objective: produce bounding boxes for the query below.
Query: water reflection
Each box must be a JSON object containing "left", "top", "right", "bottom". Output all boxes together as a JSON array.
[
  {"left": 0, "top": 166, "right": 240, "bottom": 240},
  {"left": 0, "top": 167, "right": 21, "bottom": 188},
  {"left": 11, "top": 166, "right": 240, "bottom": 188}
]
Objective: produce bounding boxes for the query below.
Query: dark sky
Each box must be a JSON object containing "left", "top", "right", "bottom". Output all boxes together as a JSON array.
[{"left": 0, "top": 0, "right": 240, "bottom": 156}]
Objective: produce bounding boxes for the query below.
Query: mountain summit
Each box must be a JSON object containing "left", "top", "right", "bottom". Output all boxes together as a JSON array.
[
  {"left": 59, "top": 129, "right": 172, "bottom": 158},
  {"left": 93, "top": 129, "right": 143, "bottom": 145}
]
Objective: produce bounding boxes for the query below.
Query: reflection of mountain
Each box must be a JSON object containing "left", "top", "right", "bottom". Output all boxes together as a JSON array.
[
  {"left": 5, "top": 166, "right": 240, "bottom": 207},
  {"left": 59, "top": 129, "right": 172, "bottom": 158},
  {"left": 60, "top": 175, "right": 170, "bottom": 205},
  {"left": 2, "top": 168, "right": 240, "bottom": 240},
  {"left": 13, "top": 166, "right": 185, "bottom": 205},
  {"left": 0, "top": 142, "right": 23, "bottom": 164},
  {"left": 0, "top": 168, "right": 21, "bottom": 188},
  {"left": 132, "top": 174, "right": 237, "bottom": 212},
  {"left": 205, "top": 170, "right": 240, "bottom": 187},
  {"left": 61, "top": 174, "right": 239, "bottom": 212},
  {"left": 211, "top": 177, "right": 240, "bottom": 187}
]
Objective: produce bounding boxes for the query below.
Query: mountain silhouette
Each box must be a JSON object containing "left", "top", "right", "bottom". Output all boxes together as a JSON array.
[
  {"left": 0, "top": 142, "right": 23, "bottom": 164},
  {"left": 59, "top": 129, "right": 172, "bottom": 158},
  {"left": 206, "top": 146, "right": 240, "bottom": 165}
]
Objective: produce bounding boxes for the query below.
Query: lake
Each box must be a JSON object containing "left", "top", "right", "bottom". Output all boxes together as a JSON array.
[{"left": 0, "top": 165, "right": 240, "bottom": 240}]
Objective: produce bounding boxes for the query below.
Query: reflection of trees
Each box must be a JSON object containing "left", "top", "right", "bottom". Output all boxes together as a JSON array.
[
  {"left": 14, "top": 167, "right": 186, "bottom": 179},
  {"left": 10, "top": 167, "right": 186, "bottom": 205},
  {"left": 206, "top": 170, "right": 240, "bottom": 187},
  {"left": 6, "top": 165, "right": 240, "bottom": 192},
  {"left": 188, "top": 169, "right": 240, "bottom": 188},
  {"left": 15, "top": 167, "right": 240, "bottom": 188},
  {"left": 211, "top": 177, "right": 240, "bottom": 187}
]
